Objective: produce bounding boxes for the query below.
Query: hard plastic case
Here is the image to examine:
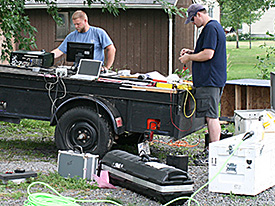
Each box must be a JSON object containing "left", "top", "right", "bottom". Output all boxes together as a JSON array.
[
  {"left": 209, "top": 132, "right": 275, "bottom": 195},
  {"left": 101, "top": 150, "right": 194, "bottom": 204}
]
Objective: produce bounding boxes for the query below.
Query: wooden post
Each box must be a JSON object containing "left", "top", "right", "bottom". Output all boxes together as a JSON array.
[
  {"left": 246, "top": 86, "right": 253, "bottom": 109},
  {"left": 235, "top": 85, "right": 242, "bottom": 110}
]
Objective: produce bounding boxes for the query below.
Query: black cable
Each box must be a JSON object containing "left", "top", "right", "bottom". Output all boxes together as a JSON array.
[
  {"left": 242, "top": 131, "right": 254, "bottom": 141},
  {"left": 43, "top": 74, "right": 67, "bottom": 150}
]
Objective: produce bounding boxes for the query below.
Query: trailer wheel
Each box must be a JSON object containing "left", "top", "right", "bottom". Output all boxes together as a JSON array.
[{"left": 54, "top": 107, "right": 113, "bottom": 157}]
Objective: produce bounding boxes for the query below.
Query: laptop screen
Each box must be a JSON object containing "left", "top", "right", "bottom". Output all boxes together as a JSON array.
[{"left": 77, "top": 59, "right": 102, "bottom": 76}]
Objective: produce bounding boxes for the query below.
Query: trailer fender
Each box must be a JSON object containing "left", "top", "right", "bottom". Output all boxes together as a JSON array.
[{"left": 50, "top": 96, "right": 125, "bottom": 135}]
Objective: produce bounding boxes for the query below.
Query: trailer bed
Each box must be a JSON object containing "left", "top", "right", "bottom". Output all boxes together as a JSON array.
[{"left": 0, "top": 65, "right": 205, "bottom": 156}]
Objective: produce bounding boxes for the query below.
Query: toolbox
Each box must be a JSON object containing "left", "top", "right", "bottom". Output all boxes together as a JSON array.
[
  {"left": 209, "top": 132, "right": 275, "bottom": 195},
  {"left": 57, "top": 150, "right": 99, "bottom": 180},
  {"left": 101, "top": 150, "right": 194, "bottom": 204}
]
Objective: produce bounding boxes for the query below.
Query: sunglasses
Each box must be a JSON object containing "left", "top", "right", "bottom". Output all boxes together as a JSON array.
[{"left": 191, "top": 12, "right": 198, "bottom": 22}]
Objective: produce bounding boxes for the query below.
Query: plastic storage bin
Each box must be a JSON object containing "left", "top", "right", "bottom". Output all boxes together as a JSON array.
[{"left": 209, "top": 133, "right": 275, "bottom": 195}]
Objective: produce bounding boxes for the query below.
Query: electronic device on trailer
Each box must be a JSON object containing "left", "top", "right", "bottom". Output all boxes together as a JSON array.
[
  {"left": 70, "top": 59, "right": 102, "bottom": 81},
  {"left": 66, "top": 42, "right": 94, "bottom": 66},
  {"left": 10, "top": 50, "right": 54, "bottom": 68}
]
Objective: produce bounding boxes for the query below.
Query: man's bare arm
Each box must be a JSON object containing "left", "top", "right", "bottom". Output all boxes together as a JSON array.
[
  {"left": 104, "top": 44, "right": 116, "bottom": 70},
  {"left": 51, "top": 48, "right": 64, "bottom": 59}
]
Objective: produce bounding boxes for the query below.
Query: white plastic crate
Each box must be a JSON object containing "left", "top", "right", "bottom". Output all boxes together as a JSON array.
[{"left": 209, "top": 133, "right": 275, "bottom": 195}]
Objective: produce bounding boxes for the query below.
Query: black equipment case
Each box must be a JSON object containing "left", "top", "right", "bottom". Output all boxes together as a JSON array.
[
  {"left": 101, "top": 150, "right": 194, "bottom": 204},
  {"left": 10, "top": 50, "right": 54, "bottom": 68}
]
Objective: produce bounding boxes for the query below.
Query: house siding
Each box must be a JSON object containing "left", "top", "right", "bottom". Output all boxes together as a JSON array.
[
  {"left": 26, "top": 10, "right": 56, "bottom": 52},
  {"left": 242, "top": 8, "right": 275, "bottom": 37},
  {"left": 174, "top": 0, "right": 194, "bottom": 72}
]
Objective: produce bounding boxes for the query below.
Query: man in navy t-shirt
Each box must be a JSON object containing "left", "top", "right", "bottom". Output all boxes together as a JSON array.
[
  {"left": 179, "top": 4, "right": 227, "bottom": 165},
  {"left": 51, "top": 10, "right": 116, "bottom": 71}
]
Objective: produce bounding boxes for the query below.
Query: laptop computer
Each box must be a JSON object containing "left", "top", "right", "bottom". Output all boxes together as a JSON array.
[{"left": 70, "top": 59, "right": 102, "bottom": 81}]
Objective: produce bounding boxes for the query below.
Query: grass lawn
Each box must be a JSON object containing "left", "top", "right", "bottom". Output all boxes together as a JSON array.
[{"left": 226, "top": 40, "right": 275, "bottom": 80}]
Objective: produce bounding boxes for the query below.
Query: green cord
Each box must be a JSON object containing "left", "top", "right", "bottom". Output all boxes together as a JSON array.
[
  {"left": 163, "top": 196, "right": 200, "bottom": 206},
  {"left": 24, "top": 181, "right": 123, "bottom": 206}
]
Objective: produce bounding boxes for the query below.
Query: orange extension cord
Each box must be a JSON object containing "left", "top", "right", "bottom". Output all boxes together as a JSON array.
[{"left": 150, "top": 138, "right": 200, "bottom": 148}]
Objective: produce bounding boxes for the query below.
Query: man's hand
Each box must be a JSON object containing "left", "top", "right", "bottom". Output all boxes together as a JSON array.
[
  {"left": 101, "top": 66, "right": 109, "bottom": 73},
  {"left": 179, "top": 48, "right": 215, "bottom": 64},
  {"left": 179, "top": 54, "right": 191, "bottom": 64},
  {"left": 180, "top": 48, "right": 193, "bottom": 56}
]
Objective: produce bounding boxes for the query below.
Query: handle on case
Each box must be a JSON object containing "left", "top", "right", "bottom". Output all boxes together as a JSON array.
[
  {"left": 242, "top": 131, "right": 254, "bottom": 141},
  {"left": 139, "top": 154, "right": 159, "bottom": 162},
  {"left": 73, "top": 145, "right": 83, "bottom": 154}
]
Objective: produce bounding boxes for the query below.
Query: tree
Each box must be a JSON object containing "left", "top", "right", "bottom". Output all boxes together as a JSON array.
[
  {"left": 0, "top": 0, "right": 61, "bottom": 61},
  {"left": 0, "top": 0, "right": 185, "bottom": 62},
  {"left": 255, "top": 32, "right": 275, "bottom": 79},
  {"left": 221, "top": 0, "right": 273, "bottom": 48},
  {"left": 201, "top": 0, "right": 274, "bottom": 48}
]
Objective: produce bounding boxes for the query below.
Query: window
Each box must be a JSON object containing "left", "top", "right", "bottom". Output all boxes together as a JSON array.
[
  {"left": 56, "top": 12, "right": 75, "bottom": 40},
  {"left": 208, "top": 7, "right": 214, "bottom": 18}
]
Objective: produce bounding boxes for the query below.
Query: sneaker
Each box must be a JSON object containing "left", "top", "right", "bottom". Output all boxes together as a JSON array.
[{"left": 193, "top": 149, "right": 209, "bottom": 166}]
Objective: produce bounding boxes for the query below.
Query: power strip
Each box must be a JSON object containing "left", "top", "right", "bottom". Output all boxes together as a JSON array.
[{"left": 55, "top": 67, "right": 68, "bottom": 77}]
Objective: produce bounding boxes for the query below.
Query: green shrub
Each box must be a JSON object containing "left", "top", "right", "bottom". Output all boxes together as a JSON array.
[{"left": 226, "top": 33, "right": 274, "bottom": 41}]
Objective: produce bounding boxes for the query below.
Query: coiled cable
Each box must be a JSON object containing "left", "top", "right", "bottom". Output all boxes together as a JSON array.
[{"left": 24, "top": 181, "right": 123, "bottom": 206}]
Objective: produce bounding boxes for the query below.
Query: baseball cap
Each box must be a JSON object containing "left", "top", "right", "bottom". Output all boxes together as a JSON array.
[{"left": 185, "top": 4, "right": 205, "bottom": 24}]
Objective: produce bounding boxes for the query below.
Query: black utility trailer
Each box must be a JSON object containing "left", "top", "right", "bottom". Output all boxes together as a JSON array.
[{"left": 0, "top": 65, "right": 205, "bottom": 157}]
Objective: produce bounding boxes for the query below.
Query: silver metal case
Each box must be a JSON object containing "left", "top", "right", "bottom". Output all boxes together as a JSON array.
[{"left": 57, "top": 150, "right": 99, "bottom": 180}]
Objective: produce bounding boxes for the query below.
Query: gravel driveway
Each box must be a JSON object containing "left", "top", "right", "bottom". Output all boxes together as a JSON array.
[{"left": 1, "top": 132, "right": 275, "bottom": 205}]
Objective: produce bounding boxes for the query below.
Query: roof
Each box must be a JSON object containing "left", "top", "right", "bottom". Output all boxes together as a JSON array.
[{"left": 25, "top": 0, "right": 178, "bottom": 9}]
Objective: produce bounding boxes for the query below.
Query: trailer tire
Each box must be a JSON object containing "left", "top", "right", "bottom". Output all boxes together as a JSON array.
[{"left": 54, "top": 107, "right": 113, "bottom": 158}]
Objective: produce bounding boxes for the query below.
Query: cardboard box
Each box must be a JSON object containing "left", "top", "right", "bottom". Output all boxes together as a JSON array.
[
  {"left": 57, "top": 150, "right": 99, "bottom": 180},
  {"left": 209, "top": 133, "right": 275, "bottom": 195}
]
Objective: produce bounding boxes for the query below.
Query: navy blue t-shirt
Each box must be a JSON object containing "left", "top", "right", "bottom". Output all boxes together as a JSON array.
[{"left": 192, "top": 20, "right": 227, "bottom": 87}]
